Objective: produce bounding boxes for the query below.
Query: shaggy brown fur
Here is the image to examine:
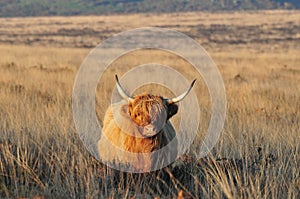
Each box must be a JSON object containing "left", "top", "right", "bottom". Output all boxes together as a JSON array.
[
  {"left": 98, "top": 94, "right": 178, "bottom": 172},
  {"left": 128, "top": 94, "right": 164, "bottom": 126}
]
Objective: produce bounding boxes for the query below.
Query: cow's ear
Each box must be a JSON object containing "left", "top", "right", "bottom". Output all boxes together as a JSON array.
[{"left": 167, "top": 103, "right": 178, "bottom": 120}]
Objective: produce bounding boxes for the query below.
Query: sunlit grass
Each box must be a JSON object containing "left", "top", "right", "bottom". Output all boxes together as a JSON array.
[{"left": 0, "top": 10, "right": 299, "bottom": 198}]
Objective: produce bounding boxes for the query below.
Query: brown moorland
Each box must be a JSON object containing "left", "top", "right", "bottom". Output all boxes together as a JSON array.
[{"left": 0, "top": 10, "right": 299, "bottom": 198}]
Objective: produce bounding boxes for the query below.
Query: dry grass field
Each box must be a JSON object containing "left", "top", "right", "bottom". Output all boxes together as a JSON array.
[{"left": 0, "top": 11, "right": 299, "bottom": 198}]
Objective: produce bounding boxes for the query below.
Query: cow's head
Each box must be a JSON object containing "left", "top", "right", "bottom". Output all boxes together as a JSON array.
[{"left": 115, "top": 75, "right": 196, "bottom": 137}]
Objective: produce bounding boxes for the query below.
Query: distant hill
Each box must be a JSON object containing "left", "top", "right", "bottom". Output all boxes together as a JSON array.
[{"left": 0, "top": 0, "right": 299, "bottom": 17}]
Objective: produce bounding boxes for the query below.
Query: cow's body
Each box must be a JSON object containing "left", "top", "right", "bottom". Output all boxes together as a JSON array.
[{"left": 98, "top": 100, "right": 178, "bottom": 171}]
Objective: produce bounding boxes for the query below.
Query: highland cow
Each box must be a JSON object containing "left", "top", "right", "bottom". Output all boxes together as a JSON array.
[{"left": 98, "top": 75, "right": 196, "bottom": 172}]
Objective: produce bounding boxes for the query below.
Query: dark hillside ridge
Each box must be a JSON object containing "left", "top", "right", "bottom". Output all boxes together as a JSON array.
[{"left": 0, "top": 0, "right": 299, "bottom": 17}]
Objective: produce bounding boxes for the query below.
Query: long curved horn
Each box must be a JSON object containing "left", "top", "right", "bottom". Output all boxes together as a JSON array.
[
  {"left": 167, "top": 79, "right": 196, "bottom": 104},
  {"left": 115, "top": 74, "right": 134, "bottom": 101}
]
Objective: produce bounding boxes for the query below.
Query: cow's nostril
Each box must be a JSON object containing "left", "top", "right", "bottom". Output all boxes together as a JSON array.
[{"left": 145, "top": 127, "right": 154, "bottom": 132}]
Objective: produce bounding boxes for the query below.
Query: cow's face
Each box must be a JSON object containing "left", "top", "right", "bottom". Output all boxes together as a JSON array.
[
  {"left": 128, "top": 94, "right": 178, "bottom": 137},
  {"left": 115, "top": 74, "right": 196, "bottom": 137}
]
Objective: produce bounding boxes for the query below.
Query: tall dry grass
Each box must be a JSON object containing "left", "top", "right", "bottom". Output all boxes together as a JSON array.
[
  {"left": 0, "top": 43, "right": 298, "bottom": 198},
  {"left": 0, "top": 10, "right": 299, "bottom": 198}
]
